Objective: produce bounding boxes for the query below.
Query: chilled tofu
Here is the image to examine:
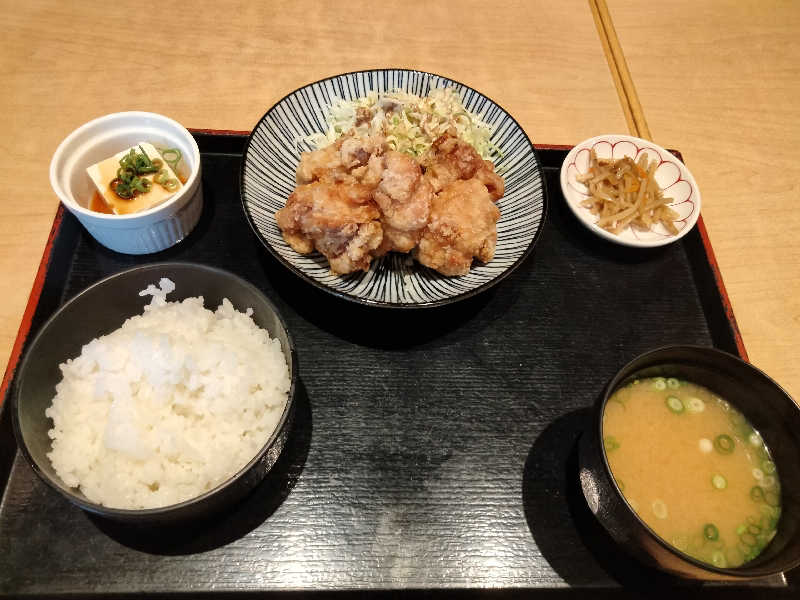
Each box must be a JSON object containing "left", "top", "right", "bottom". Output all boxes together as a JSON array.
[{"left": 87, "top": 142, "right": 182, "bottom": 215}]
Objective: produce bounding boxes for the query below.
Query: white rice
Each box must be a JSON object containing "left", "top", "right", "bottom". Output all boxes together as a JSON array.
[{"left": 45, "top": 278, "right": 290, "bottom": 509}]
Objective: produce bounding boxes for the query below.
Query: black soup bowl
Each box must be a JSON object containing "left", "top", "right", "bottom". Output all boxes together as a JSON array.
[
  {"left": 579, "top": 345, "right": 800, "bottom": 580},
  {"left": 12, "top": 262, "right": 297, "bottom": 525}
]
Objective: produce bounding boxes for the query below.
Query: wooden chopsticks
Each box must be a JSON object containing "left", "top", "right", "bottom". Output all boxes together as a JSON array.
[{"left": 589, "top": 0, "right": 652, "bottom": 140}]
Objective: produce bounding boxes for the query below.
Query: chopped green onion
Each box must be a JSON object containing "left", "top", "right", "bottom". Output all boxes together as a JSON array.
[
  {"left": 762, "top": 460, "right": 776, "bottom": 475},
  {"left": 652, "top": 499, "right": 668, "bottom": 519},
  {"left": 714, "top": 434, "right": 735, "bottom": 454},
  {"left": 110, "top": 146, "right": 170, "bottom": 199},
  {"left": 748, "top": 524, "right": 761, "bottom": 535},
  {"left": 160, "top": 147, "right": 182, "bottom": 172},
  {"left": 760, "top": 504, "right": 779, "bottom": 519},
  {"left": 740, "top": 532, "right": 757, "bottom": 547},
  {"left": 736, "top": 524, "right": 747, "bottom": 535},
  {"left": 686, "top": 397, "right": 705, "bottom": 413},
  {"left": 736, "top": 423, "right": 755, "bottom": 440},
  {"left": 752, "top": 468, "right": 764, "bottom": 480},
  {"left": 666, "top": 377, "right": 680, "bottom": 389},
  {"left": 671, "top": 534, "right": 688, "bottom": 551},
  {"left": 135, "top": 145, "right": 158, "bottom": 173},
  {"left": 748, "top": 432, "right": 763, "bottom": 446},
  {"left": 110, "top": 178, "right": 132, "bottom": 199},
  {"left": 130, "top": 177, "right": 151, "bottom": 193},
  {"left": 665, "top": 396, "right": 684, "bottom": 413},
  {"left": 711, "top": 551, "right": 727, "bottom": 568},
  {"left": 653, "top": 378, "right": 667, "bottom": 390},
  {"left": 703, "top": 523, "right": 719, "bottom": 541},
  {"left": 119, "top": 147, "right": 158, "bottom": 175},
  {"left": 151, "top": 168, "right": 180, "bottom": 193},
  {"left": 603, "top": 436, "right": 620, "bottom": 452},
  {"left": 762, "top": 475, "right": 776, "bottom": 488},
  {"left": 751, "top": 486, "right": 765, "bottom": 502},
  {"left": 698, "top": 438, "right": 713, "bottom": 453},
  {"left": 609, "top": 392, "right": 627, "bottom": 409},
  {"left": 765, "top": 490, "right": 780, "bottom": 507},
  {"left": 729, "top": 411, "right": 746, "bottom": 426},
  {"left": 712, "top": 474, "right": 728, "bottom": 489}
]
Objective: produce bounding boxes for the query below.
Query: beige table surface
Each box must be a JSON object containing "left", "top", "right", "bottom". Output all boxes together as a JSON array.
[{"left": 1, "top": 0, "right": 796, "bottom": 402}]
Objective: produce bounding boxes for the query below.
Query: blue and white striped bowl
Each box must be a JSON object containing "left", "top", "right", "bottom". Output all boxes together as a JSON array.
[{"left": 241, "top": 69, "right": 547, "bottom": 307}]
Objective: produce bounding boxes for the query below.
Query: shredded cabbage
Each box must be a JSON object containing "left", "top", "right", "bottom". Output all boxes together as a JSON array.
[{"left": 303, "top": 87, "right": 499, "bottom": 161}]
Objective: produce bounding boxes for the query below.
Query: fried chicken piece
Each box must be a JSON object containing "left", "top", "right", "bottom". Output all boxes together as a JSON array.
[
  {"left": 422, "top": 129, "right": 484, "bottom": 192},
  {"left": 474, "top": 161, "right": 505, "bottom": 202},
  {"left": 415, "top": 179, "right": 501, "bottom": 276},
  {"left": 372, "top": 151, "right": 433, "bottom": 254},
  {"left": 296, "top": 133, "right": 385, "bottom": 185},
  {"left": 295, "top": 143, "right": 339, "bottom": 185},
  {"left": 275, "top": 181, "right": 383, "bottom": 274},
  {"left": 422, "top": 130, "right": 505, "bottom": 201}
]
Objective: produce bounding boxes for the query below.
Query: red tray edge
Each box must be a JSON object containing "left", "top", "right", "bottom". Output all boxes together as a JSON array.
[{"left": 0, "top": 204, "right": 66, "bottom": 406}]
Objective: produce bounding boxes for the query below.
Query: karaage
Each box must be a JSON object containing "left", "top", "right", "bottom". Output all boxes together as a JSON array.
[
  {"left": 275, "top": 181, "right": 383, "bottom": 275},
  {"left": 372, "top": 151, "right": 433, "bottom": 254},
  {"left": 415, "top": 178, "right": 501, "bottom": 276},
  {"left": 423, "top": 130, "right": 505, "bottom": 201}
]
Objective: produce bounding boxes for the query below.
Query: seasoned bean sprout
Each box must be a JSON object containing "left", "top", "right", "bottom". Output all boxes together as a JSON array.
[{"left": 576, "top": 149, "right": 679, "bottom": 235}]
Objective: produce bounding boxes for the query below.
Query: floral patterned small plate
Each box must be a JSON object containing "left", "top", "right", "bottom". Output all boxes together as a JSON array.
[{"left": 560, "top": 134, "right": 701, "bottom": 247}]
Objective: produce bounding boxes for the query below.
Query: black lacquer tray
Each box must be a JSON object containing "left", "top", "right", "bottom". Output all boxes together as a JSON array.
[{"left": 0, "top": 132, "right": 795, "bottom": 598}]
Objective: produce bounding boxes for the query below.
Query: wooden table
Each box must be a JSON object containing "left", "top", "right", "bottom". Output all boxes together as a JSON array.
[{"left": 1, "top": 0, "right": 797, "bottom": 402}]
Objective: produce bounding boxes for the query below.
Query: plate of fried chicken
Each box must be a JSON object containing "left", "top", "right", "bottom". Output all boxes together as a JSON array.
[{"left": 241, "top": 69, "right": 547, "bottom": 307}]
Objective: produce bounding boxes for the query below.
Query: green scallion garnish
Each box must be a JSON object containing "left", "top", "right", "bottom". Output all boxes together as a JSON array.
[
  {"left": 665, "top": 396, "right": 684, "bottom": 413},
  {"left": 740, "top": 532, "right": 757, "bottom": 547},
  {"left": 712, "top": 474, "right": 728, "bottom": 489},
  {"left": 686, "top": 397, "right": 705, "bottom": 413},
  {"left": 711, "top": 551, "right": 726, "bottom": 568},
  {"left": 160, "top": 147, "right": 182, "bottom": 172},
  {"left": 603, "top": 435, "right": 620, "bottom": 453},
  {"left": 714, "top": 434, "right": 735, "bottom": 454},
  {"left": 703, "top": 523, "right": 719, "bottom": 541},
  {"left": 110, "top": 146, "right": 179, "bottom": 200}
]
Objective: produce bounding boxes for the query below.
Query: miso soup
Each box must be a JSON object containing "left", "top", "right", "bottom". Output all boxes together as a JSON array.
[{"left": 603, "top": 377, "right": 781, "bottom": 568}]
